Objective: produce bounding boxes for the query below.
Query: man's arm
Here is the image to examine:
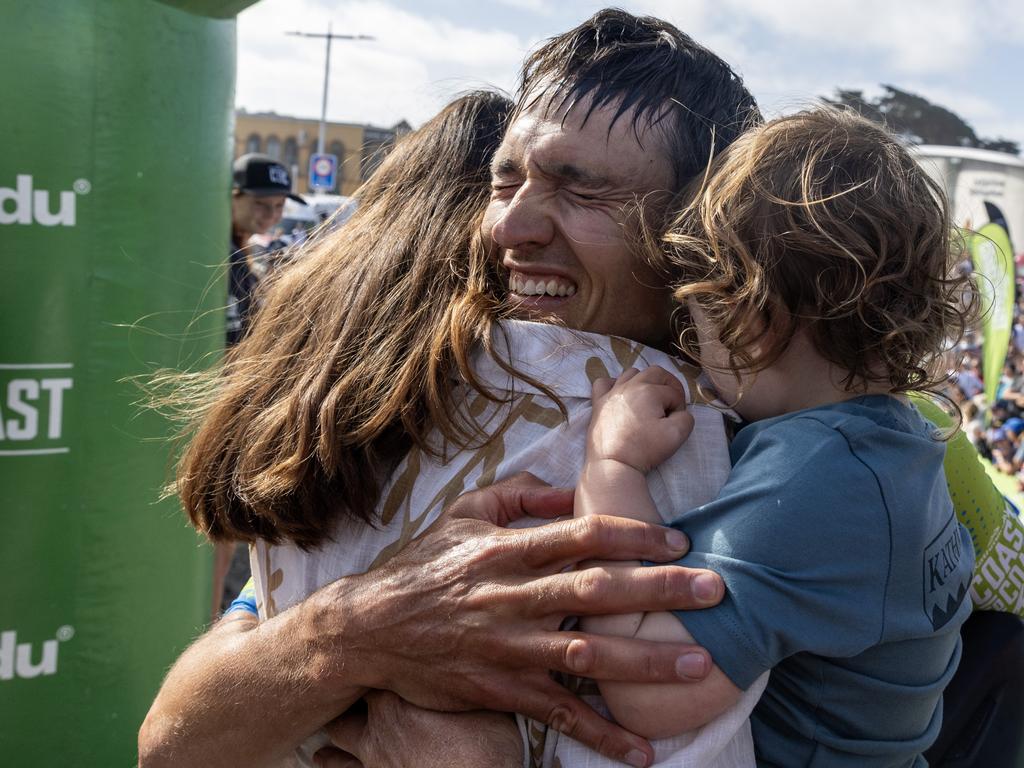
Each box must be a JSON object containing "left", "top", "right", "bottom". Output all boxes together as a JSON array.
[
  {"left": 139, "top": 603, "right": 363, "bottom": 768},
  {"left": 139, "top": 475, "right": 726, "bottom": 768},
  {"left": 314, "top": 691, "right": 523, "bottom": 768},
  {"left": 140, "top": 475, "right": 724, "bottom": 768}
]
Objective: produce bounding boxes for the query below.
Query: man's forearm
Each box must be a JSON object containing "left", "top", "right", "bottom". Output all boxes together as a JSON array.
[
  {"left": 139, "top": 588, "right": 367, "bottom": 768},
  {"left": 140, "top": 477, "right": 726, "bottom": 768}
]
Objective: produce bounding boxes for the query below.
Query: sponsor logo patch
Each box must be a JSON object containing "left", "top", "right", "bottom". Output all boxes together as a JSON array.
[{"left": 923, "top": 514, "right": 969, "bottom": 630}]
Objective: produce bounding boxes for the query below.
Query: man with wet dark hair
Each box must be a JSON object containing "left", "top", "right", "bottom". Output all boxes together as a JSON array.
[
  {"left": 514, "top": 8, "right": 760, "bottom": 193},
  {"left": 140, "top": 11, "right": 761, "bottom": 768}
]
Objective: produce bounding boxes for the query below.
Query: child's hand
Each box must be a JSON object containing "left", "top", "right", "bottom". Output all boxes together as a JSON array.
[{"left": 587, "top": 366, "right": 694, "bottom": 473}]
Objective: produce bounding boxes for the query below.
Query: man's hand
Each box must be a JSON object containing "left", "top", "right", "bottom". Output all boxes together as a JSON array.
[
  {"left": 312, "top": 691, "right": 522, "bottom": 768},
  {"left": 320, "top": 473, "right": 724, "bottom": 768},
  {"left": 138, "top": 474, "right": 725, "bottom": 768}
]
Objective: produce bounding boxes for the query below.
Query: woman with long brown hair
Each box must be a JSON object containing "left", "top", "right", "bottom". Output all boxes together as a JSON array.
[{"left": 178, "top": 89, "right": 518, "bottom": 548}]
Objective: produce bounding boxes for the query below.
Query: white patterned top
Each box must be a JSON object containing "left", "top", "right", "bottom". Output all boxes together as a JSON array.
[{"left": 250, "top": 320, "right": 767, "bottom": 768}]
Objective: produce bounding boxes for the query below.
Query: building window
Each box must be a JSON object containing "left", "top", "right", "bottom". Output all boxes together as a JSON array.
[
  {"left": 265, "top": 135, "right": 281, "bottom": 160},
  {"left": 361, "top": 127, "right": 397, "bottom": 181},
  {"left": 245, "top": 133, "right": 261, "bottom": 154},
  {"left": 329, "top": 141, "right": 345, "bottom": 190},
  {"left": 283, "top": 137, "right": 298, "bottom": 168}
]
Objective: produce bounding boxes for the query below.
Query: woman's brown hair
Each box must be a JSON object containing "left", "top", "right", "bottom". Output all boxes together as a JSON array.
[
  {"left": 169, "top": 90, "right": 524, "bottom": 548},
  {"left": 661, "top": 107, "right": 973, "bottom": 396}
]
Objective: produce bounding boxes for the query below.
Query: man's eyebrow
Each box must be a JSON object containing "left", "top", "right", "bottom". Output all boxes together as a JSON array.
[
  {"left": 490, "top": 156, "right": 609, "bottom": 189},
  {"left": 542, "top": 161, "right": 608, "bottom": 188},
  {"left": 490, "top": 156, "right": 521, "bottom": 177}
]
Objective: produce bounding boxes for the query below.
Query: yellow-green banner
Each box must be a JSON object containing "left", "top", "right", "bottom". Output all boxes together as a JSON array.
[{"left": 972, "top": 222, "right": 1016, "bottom": 403}]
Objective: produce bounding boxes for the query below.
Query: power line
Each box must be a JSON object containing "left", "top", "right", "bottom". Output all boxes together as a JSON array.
[{"left": 286, "top": 24, "right": 376, "bottom": 156}]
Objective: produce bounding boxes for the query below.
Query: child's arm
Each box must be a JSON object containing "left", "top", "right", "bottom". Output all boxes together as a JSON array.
[
  {"left": 575, "top": 367, "right": 690, "bottom": 638},
  {"left": 576, "top": 367, "right": 741, "bottom": 739}
]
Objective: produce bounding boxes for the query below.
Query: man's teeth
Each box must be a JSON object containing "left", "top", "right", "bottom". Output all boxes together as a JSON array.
[{"left": 511, "top": 275, "right": 577, "bottom": 297}]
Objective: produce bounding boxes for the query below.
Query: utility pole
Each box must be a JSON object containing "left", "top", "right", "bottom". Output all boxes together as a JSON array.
[{"left": 286, "top": 24, "right": 375, "bottom": 155}]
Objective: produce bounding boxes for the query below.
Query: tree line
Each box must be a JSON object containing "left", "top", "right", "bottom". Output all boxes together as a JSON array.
[{"left": 824, "top": 84, "right": 1019, "bottom": 156}]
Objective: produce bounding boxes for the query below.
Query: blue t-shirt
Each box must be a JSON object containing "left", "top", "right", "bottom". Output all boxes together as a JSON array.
[{"left": 671, "top": 396, "right": 973, "bottom": 767}]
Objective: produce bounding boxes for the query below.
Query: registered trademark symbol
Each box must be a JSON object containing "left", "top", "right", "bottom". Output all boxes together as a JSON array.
[
  {"left": 73, "top": 179, "right": 91, "bottom": 195},
  {"left": 57, "top": 625, "right": 75, "bottom": 642}
]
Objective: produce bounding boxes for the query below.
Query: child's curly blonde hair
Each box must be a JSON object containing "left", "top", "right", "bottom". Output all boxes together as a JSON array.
[{"left": 662, "top": 106, "right": 973, "bottom": 395}]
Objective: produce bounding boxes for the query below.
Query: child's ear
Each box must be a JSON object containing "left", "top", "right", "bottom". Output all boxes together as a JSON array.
[{"left": 744, "top": 305, "right": 785, "bottom": 365}]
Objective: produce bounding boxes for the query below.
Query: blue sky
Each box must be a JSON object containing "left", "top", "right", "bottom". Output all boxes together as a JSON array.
[{"left": 237, "top": 0, "right": 1024, "bottom": 148}]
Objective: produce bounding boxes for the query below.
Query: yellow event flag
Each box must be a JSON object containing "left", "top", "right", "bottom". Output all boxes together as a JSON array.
[{"left": 971, "top": 222, "right": 1016, "bottom": 403}]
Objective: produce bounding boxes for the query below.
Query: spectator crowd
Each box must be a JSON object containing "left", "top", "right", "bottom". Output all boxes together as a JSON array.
[{"left": 954, "top": 284, "right": 1024, "bottom": 491}]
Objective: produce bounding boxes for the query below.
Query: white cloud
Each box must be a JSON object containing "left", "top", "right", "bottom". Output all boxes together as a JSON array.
[
  {"left": 330, "top": 1, "right": 527, "bottom": 69},
  {"left": 494, "top": 0, "right": 553, "bottom": 15},
  {"left": 622, "top": 0, "right": 1021, "bottom": 146},
  {"left": 236, "top": 0, "right": 530, "bottom": 127},
  {"left": 236, "top": 0, "right": 1022, "bottom": 146},
  {"left": 720, "top": 0, "right": 977, "bottom": 75},
  {"left": 635, "top": 0, "right": 995, "bottom": 76}
]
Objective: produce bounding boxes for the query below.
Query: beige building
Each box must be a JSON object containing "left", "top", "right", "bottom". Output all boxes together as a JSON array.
[{"left": 234, "top": 109, "right": 411, "bottom": 197}]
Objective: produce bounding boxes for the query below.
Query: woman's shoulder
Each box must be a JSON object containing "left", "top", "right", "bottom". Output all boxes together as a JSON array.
[{"left": 480, "top": 320, "right": 716, "bottom": 407}]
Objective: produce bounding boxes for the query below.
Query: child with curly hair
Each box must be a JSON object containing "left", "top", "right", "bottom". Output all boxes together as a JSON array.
[{"left": 581, "top": 107, "right": 976, "bottom": 766}]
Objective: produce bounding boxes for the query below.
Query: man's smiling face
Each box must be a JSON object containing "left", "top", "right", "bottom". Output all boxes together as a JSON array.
[{"left": 482, "top": 97, "right": 677, "bottom": 349}]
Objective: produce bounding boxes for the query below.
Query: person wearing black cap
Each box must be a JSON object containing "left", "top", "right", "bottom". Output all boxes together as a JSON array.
[
  {"left": 227, "top": 153, "right": 305, "bottom": 347},
  {"left": 218, "top": 154, "right": 306, "bottom": 617}
]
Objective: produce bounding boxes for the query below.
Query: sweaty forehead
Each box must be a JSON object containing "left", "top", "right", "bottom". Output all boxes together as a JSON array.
[{"left": 494, "top": 101, "right": 673, "bottom": 192}]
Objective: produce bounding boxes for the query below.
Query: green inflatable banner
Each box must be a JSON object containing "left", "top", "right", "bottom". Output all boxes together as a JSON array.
[
  {"left": 0, "top": 0, "right": 257, "bottom": 764},
  {"left": 972, "top": 222, "right": 1016, "bottom": 403}
]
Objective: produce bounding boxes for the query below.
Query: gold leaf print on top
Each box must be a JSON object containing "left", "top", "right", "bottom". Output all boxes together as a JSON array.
[
  {"left": 476, "top": 395, "right": 565, "bottom": 488},
  {"left": 368, "top": 393, "right": 568, "bottom": 570},
  {"left": 666, "top": 356, "right": 711, "bottom": 406},
  {"left": 609, "top": 335, "right": 644, "bottom": 371},
  {"left": 520, "top": 397, "right": 565, "bottom": 430},
  {"left": 524, "top": 659, "right": 601, "bottom": 763},
  {"left": 528, "top": 717, "right": 549, "bottom": 768},
  {"left": 467, "top": 389, "right": 490, "bottom": 419},
  {"left": 589, "top": 337, "right": 713, "bottom": 407},
  {"left": 584, "top": 356, "right": 612, "bottom": 385},
  {"left": 368, "top": 393, "right": 545, "bottom": 570},
  {"left": 370, "top": 448, "right": 428, "bottom": 570},
  {"left": 262, "top": 544, "right": 283, "bottom": 619},
  {"left": 379, "top": 448, "right": 422, "bottom": 527}
]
